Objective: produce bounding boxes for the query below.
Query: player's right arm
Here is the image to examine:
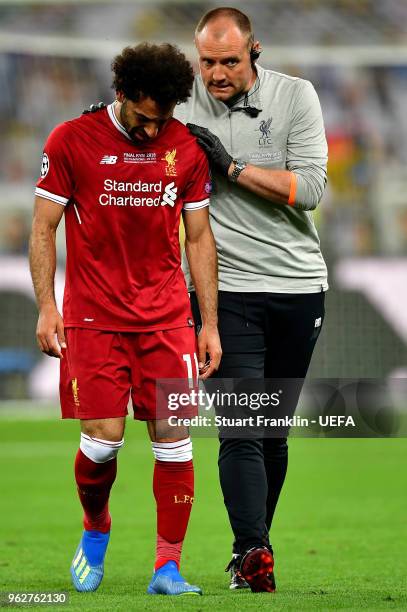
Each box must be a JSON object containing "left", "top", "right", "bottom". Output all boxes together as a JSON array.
[
  {"left": 29, "top": 195, "right": 65, "bottom": 358},
  {"left": 30, "top": 122, "right": 74, "bottom": 358}
]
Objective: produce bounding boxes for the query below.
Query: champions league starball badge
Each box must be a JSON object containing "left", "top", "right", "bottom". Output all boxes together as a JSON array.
[{"left": 40, "top": 153, "right": 50, "bottom": 178}]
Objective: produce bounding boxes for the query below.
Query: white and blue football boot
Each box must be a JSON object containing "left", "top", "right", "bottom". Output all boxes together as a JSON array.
[
  {"left": 70, "top": 530, "right": 110, "bottom": 592},
  {"left": 147, "top": 561, "right": 202, "bottom": 595}
]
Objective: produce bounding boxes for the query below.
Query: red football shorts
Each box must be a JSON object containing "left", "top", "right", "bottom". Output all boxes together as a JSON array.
[{"left": 59, "top": 327, "right": 198, "bottom": 420}]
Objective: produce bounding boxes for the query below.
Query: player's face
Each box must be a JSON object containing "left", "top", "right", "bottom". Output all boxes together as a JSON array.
[
  {"left": 196, "top": 20, "right": 256, "bottom": 102},
  {"left": 119, "top": 95, "right": 175, "bottom": 143}
]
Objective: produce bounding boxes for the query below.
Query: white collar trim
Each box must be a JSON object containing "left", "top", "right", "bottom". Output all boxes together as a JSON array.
[{"left": 107, "top": 102, "right": 131, "bottom": 140}]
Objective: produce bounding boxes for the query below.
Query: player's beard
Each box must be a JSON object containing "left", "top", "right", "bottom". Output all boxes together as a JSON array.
[{"left": 120, "top": 102, "right": 146, "bottom": 144}]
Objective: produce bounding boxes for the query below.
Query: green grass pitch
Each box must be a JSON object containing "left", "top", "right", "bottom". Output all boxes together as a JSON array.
[{"left": 0, "top": 417, "right": 406, "bottom": 611}]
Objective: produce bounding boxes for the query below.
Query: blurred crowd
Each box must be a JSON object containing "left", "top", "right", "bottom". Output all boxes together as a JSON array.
[
  {"left": 1, "top": 0, "right": 407, "bottom": 261},
  {"left": 1, "top": 1, "right": 407, "bottom": 397},
  {"left": 1, "top": 0, "right": 407, "bottom": 45}
]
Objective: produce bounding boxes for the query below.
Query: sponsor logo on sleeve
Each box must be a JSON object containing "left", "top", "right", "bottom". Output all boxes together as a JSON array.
[{"left": 40, "top": 153, "right": 49, "bottom": 178}]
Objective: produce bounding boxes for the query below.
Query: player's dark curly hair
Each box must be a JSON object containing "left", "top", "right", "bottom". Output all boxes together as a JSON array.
[{"left": 112, "top": 43, "right": 194, "bottom": 107}]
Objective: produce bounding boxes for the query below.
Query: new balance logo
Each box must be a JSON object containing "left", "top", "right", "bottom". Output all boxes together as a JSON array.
[
  {"left": 100, "top": 155, "right": 118, "bottom": 164},
  {"left": 160, "top": 181, "right": 177, "bottom": 207}
]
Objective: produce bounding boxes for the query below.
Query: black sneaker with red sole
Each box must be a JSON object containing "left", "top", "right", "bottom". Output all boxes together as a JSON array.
[{"left": 240, "top": 546, "right": 276, "bottom": 593}]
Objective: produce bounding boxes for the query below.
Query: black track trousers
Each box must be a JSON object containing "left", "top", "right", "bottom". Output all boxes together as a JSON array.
[{"left": 190, "top": 290, "right": 325, "bottom": 554}]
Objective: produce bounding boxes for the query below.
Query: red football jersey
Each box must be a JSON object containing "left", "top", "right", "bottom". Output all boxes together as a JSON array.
[{"left": 35, "top": 103, "right": 211, "bottom": 332}]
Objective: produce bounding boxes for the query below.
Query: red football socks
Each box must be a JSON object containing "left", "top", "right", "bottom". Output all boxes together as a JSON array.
[
  {"left": 153, "top": 459, "right": 194, "bottom": 570},
  {"left": 74, "top": 449, "right": 117, "bottom": 533}
]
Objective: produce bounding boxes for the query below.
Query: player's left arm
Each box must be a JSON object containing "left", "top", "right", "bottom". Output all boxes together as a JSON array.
[
  {"left": 183, "top": 207, "right": 221, "bottom": 379},
  {"left": 187, "top": 80, "right": 328, "bottom": 210}
]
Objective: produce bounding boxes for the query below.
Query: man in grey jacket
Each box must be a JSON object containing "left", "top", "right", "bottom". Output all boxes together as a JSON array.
[{"left": 175, "top": 7, "right": 328, "bottom": 593}]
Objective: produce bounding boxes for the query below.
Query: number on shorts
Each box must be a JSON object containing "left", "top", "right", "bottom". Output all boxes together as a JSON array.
[{"left": 183, "top": 353, "right": 198, "bottom": 388}]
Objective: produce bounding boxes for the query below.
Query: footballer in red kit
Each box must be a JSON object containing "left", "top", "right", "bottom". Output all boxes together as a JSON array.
[
  {"left": 36, "top": 103, "right": 210, "bottom": 333},
  {"left": 29, "top": 44, "right": 221, "bottom": 596}
]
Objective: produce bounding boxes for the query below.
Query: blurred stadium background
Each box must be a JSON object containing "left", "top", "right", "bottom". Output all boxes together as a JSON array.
[
  {"left": 1, "top": 3, "right": 406, "bottom": 607},
  {"left": 1, "top": 0, "right": 407, "bottom": 403}
]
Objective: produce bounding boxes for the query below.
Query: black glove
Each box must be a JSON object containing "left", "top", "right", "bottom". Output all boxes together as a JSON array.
[
  {"left": 82, "top": 102, "right": 107, "bottom": 115},
  {"left": 187, "top": 123, "right": 232, "bottom": 177}
]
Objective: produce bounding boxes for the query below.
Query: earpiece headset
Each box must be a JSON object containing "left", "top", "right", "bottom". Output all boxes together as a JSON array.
[
  {"left": 250, "top": 47, "right": 261, "bottom": 62},
  {"left": 230, "top": 44, "right": 262, "bottom": 118}
]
